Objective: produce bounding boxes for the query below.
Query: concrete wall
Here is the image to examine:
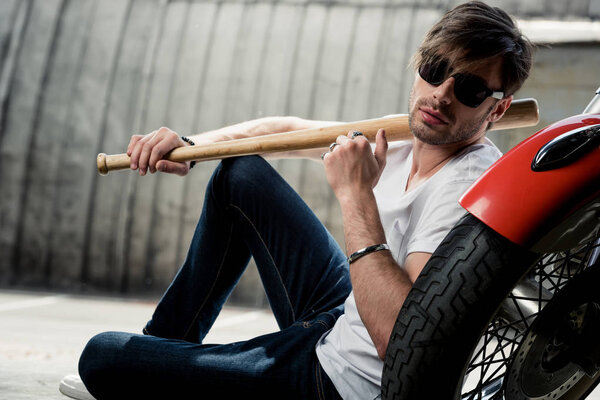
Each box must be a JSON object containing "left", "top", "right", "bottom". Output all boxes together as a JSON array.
[
  {"left": 0, "top": 0, "right": 598, "bottom": 306},
  {"left": 490, "top": 43, "right": 600, "bottom": 150}
]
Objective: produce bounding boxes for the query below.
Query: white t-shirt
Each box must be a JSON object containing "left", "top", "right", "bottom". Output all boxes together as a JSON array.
[{"left": 315, "top": 138, "right": 502, "bottom": 400}]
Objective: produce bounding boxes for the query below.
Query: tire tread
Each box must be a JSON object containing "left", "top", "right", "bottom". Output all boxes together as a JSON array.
[{"left": 382, "top": 214, "right": 537, "bottom": 399}]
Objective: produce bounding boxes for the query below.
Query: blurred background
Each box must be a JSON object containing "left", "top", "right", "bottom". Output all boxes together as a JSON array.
[{"left": 0, "top": 0, "right": 599, "bottom": 308}]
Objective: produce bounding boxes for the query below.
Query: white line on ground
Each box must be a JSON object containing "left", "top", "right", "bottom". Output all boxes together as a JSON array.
[{"left": 0, "top": 295, "right": 66, "bottom": 312}]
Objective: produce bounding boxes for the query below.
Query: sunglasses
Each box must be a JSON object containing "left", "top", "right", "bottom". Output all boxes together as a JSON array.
[{"left": 418, "top": 59, "right": 504, "bottom": 108}]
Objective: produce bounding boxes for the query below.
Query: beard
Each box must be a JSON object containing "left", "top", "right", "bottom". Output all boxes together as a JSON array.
[{"left": 408, "top": 89, "right": 494, "bottom": 146}]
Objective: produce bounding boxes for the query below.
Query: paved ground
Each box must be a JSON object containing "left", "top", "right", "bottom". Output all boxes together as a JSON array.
[
  {"left": 0, "top": 289, "right": 278, "bottom": 400},
  {"left": 1, "top": 289, "right": 599, "bottom": 399}
]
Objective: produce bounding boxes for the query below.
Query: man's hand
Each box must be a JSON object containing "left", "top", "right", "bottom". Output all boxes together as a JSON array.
[
  {"left": 323, "top": 129, "right": 388, "bottom": 199},
  {"left": 127, "top": 127, "right": 194, "bottom": 176}
]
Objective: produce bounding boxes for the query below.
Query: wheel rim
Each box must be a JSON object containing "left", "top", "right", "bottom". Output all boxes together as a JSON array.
[{"left": 460, "top": 230, "right": 600, "bottom": 400}]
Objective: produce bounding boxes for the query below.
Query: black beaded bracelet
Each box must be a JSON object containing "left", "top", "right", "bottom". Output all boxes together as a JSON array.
[
  {"left": 180, "top": 136, "right": 196, "bottom": 169},
  {"left": 347, "top": 243, "right": 390, "bottom": 264}
]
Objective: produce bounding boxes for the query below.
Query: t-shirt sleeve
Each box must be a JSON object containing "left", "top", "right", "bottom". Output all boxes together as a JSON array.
[{"left": 406, "top": 180, "right": 474, "bottom": 256}]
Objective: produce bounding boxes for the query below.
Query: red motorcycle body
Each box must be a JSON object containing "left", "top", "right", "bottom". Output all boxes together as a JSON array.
[{"left": 460, "top": 114, "right": 600, "bottom": 252}]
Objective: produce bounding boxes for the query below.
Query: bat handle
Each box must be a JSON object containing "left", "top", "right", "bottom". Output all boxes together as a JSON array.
[{"left": 97, "top": 152, "right": 131, "bottom": 175}]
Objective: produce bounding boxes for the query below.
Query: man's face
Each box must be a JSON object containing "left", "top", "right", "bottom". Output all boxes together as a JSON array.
[{"left": 408, "top": 56, "right": 507, "bottom": 146}]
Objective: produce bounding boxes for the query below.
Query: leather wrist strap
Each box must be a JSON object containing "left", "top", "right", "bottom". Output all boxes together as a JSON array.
[{"left": 180, "top": 136, "right": 196, "bottom": 169}]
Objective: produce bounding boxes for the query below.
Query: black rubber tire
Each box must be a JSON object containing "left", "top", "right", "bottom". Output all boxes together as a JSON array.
[
  {"left": 381, "top": 213, "right": 539, "bottom": 399},
  {"left": 382, "top": 212, "right": 600, "bottom": 399}
]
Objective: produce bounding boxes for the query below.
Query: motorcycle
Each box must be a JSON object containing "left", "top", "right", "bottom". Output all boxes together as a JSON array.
[{"left": 382, "top": 87, "right": 600, "bottom": 399}]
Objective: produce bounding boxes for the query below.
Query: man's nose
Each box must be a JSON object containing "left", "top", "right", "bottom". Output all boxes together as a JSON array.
[{"left": 432, "top": 77, "right": 455, "bottom": 105}]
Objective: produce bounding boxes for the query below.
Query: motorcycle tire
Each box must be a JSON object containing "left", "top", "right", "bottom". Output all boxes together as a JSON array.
[{"left": 382, "top": 213, "right": 600, "bottom": 400}]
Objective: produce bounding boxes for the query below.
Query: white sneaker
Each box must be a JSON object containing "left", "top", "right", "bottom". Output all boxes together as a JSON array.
[{"left": 59, "top": 374, "right": 96, "bottom": 400}]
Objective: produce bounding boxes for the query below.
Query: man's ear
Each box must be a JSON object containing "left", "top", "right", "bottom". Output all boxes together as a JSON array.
[{"left": 488, "top": 95, "right": 513, "bottom": 123}]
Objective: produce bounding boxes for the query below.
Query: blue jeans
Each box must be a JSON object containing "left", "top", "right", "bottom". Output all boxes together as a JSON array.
[{"left": 79, "top": 156, "right": 352, "bottom": 399}]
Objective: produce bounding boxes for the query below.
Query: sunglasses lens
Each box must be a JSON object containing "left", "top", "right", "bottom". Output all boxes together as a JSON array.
[
  {"left": 419, "top": 58, "right": 501, "bottom": 108},
  {"left": 453, "top": 74, "right": 490, "bottom": 108},
  {"left": 418, "top": 59, "right": 449, "bottom": 85}
]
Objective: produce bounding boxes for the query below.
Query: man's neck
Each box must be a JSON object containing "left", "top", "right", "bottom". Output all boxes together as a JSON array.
[{"left": 406, "top": 135, "right": 486, "bottom": 192}]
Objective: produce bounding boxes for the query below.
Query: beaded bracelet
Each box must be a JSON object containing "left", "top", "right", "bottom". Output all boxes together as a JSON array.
[
  {"left": 180, "top": 136, "right": 196, "bottom": 169},
  {"left": 347, "top": 244, "right": 390, "bottom": 264}
]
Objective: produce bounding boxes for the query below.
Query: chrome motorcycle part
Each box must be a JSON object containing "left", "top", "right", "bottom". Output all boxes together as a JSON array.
[{"left": 531, "top": 124, "right": 600, "bottom": 172}]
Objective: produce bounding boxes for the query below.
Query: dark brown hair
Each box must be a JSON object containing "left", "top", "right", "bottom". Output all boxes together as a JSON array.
[{"left": 414, "top": 1, "right": 534, "bottom": 96}]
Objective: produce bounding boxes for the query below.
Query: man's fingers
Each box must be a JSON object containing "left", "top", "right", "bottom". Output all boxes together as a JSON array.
[
  {"left": 148, "top": 134, "right": 182, "bottom": 173},
  {"left": 337, "top": 134, "right": 351, "bottom": 146},
  {"left": 129, "top": 131, "right": 157, "bottom": 170},
  {"left": 127, "top": 135, "right": 144, "bottom": 156},
  {"left": 129, "top": 137, "right": 146, "bottom": 170},
  {"left": 156, "top": 160, "right": 188, "bottom": 176},
  {"left": 137, "top": 133, "right": 163, "bottom": 175}
]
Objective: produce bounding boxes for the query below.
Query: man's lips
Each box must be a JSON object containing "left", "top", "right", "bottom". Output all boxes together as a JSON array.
[{"left": 419, "top": 107, "right": 449, "bottom": 125}]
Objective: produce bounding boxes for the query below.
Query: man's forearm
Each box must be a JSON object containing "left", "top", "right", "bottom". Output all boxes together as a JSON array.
[
  {"left": 187, "top": 116, "right": 297, "bottom": 144},
  {"left": 188, "top": 117, "right": 340, "bottom": 145},
  {"left": 339, "top": 190, "right": 413, "bottom": 360}
]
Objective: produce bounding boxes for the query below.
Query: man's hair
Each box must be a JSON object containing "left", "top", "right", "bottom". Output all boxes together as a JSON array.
[{"left": 413, "top": 1, "right": 534, "bottom": 96}]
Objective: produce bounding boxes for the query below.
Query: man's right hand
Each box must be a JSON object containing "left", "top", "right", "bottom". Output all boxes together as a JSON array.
[{"left": 127, "top": 127, "right": 193, "bottom": 176}]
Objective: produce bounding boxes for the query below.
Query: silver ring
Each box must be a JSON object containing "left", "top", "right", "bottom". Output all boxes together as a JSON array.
[
  {"left": 320, "top": 152, "right": 328, "bottom": 160},
  {"left": 329, "top": 142, "right": 339, "bottom": 152},
  {"left": 351, "top": 131, "right": 364, "bottom": 139}
]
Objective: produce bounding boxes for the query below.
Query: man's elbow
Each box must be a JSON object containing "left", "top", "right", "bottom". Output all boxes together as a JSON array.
[
  {"left": 374, "top": 318, "right": 397, "bottom": 360},
  {"left": 374, "top": 325, "right": 394, "bottom": 360},
  {"left": 376, "top": 338, "right": 389, "bottom": 361}
]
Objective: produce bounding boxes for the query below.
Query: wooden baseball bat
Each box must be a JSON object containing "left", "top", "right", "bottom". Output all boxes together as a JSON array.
[{"left": 97, "top": 98, "right": 539, "bottom": 175}]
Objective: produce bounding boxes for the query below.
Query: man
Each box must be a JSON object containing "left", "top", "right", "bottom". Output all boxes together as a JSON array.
[{"left": 70, "top": 2, "right": 533, "bottom": 399}]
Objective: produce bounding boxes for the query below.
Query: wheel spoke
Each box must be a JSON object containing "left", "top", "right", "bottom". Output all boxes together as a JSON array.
[
  {"left": 464, "top": 319, "right": 523, "bottom": 394},
  {"left": 462, "top": 229, "right": 600, "bottom": 398}
]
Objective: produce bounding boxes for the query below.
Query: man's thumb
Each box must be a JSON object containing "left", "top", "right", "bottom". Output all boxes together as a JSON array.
[{"left": 374, "top": 129, "right": 388, "bottom": 167}]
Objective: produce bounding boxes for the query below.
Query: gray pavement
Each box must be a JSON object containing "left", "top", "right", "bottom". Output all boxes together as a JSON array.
[
  {"left": 0, "top": 289, "right": 278, "bottom": 400},
  {"left": 1, "top": 289, "right": 599, "bottom": 400}
]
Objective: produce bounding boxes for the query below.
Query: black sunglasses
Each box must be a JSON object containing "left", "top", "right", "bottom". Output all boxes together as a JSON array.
[{"left": 418, "top": 59, "right": 504, "bottom": 108}]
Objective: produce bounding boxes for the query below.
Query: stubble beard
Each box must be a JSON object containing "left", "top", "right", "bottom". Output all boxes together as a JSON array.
[{"left": 408, "top": 89, "right": 494, "bottom": 146}]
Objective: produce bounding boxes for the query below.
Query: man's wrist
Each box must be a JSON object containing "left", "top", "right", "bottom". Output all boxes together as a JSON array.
[
  {"left": 347, "top": 243, "right": 390, "bottom": 264},
  {"left": 337, "top": 187, "right": 376, "bottom": 209}
]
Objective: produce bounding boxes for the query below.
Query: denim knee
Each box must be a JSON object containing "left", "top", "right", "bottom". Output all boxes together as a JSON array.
[
  {"left": 219, "top": 155, "right": 269, "bottom": 176},
  {"left": 210, "top": 155, "right": 274, "bottom": 204},
  {"left": 78, "top": 332, "right": 126, "bottom": 392}
]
